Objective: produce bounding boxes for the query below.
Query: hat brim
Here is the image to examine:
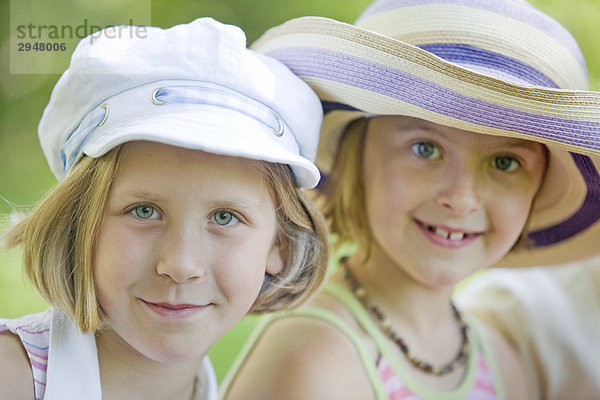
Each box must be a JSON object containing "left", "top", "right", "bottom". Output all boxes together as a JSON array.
[
  {"left": 252, "top": 16, "right": 600, "bottom": 267},
  {"left": 81, "top": 108, "right": 321, "bottom": 189}
]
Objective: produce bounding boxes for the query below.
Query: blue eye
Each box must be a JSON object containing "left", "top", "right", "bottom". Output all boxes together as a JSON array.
[
  {"left": 211, "top": 211, "right": 239, "bottom": 226},
  {"left": 492, "top": 156, "right": 520, "bottom": 172},
  {"left": 131, "top": 205, "right": 160, "bottom": 220},
  {"left": 411, "top": 142, "right": 441, "bottom": 159}
]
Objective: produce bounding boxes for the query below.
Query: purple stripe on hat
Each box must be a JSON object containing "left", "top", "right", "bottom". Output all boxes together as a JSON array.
[
  {"left": 322, "top": 101, "right": 360, "bottom": 114},
  {"left": 418, "top": 43, "right": 559, "bottom": 88},
  {"left": 357, "top": 0, "right": 587, "bottom": 73},
  {"left": 268, "top": 48, "right": 600, "bottom": 150},
  {"left": 528, "top": 154, "right": 600, "bottom": 246}
]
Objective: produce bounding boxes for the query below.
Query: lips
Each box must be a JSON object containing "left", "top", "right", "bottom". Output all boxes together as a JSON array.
[
  {"left": 150, "top": 302, "right": 204, "bottom": 310},
  {"left": 415, "top": 219, "right": 482, "bottom": 247},
  {"left": 141, "top": 299, "right": 210, "bottom": 320}
]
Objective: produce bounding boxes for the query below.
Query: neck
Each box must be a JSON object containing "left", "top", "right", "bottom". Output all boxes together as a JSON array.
[
  {"left": 346, "top": 249, "right": 455, "bottom": 330},
  {"left": 343, "top": 248, "right": 464, "bottom": 355},
  {"left": 96, "top": 329, "right": 204, "bottom": 400},
  {"left": 340, "top": 246, "right": 471, "bottom": 388}
]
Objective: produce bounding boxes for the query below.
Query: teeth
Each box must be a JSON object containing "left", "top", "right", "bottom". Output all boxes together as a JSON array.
[
  {"left": 431, "top": 225, "right": 466, "bottom": 240},
  {"left": 435, "top": 227, "right": 449, "bottom": 238},
  {"left": 449, "top": 232, "right": 465, "bottom": 241}
]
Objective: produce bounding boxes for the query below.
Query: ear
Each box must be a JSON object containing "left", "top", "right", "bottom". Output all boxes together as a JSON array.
[{"left": 265, "top": 238, "right": 286, "bottom": 275}]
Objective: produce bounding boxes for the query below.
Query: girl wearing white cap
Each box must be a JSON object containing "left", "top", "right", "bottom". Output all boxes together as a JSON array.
[
  {"left": 0, "top": 18, "right": 328, "bottom": 400},
  {"left": 222, "top": 0, "right": 600, "bottom": 399}
]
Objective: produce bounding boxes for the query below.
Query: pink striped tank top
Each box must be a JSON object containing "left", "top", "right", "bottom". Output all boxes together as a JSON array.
[
  {"left": 0, "top": 309, "right": 51, "bottom": 400},
  {"left": 377, "top": 353, "right": 497, "bottom": 400}
]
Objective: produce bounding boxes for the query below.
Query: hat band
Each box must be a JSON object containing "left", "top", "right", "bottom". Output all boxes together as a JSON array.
[
  {"left": 528, "top": 153, "right": 600, "bottom": 246},
  {"left": 150, "top": 85, "right": 284, "bottom": 135},
  {"left": 60, "top": 82, "right": 286, "bottom": 175},
  {"left": 61, "top": 107, "right": 107, "bottom": 174}
]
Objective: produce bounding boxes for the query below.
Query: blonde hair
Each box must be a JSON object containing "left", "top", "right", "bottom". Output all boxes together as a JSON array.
[
  {"left": 250, "top": 162, "right": 328, "bottom": 313},
  {"left": 5, "top": 147, "right": 123, "bottom": 333},
  {"left": 322, "top": 118, "right": 374, "bottom": 258},
  {"left": 6, "top": 148, "right": 328, "bottom": 332}
]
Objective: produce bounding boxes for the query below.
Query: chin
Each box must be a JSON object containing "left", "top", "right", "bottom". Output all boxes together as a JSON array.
[
  {"left": 418, "top": 277, "right": 461, "bottom": 290},
  {"left": 414, "top": 266, "right": 475, "bottom": 289},
  {"left": 137, "top": 339, "right": 209, "bottom": 364}
]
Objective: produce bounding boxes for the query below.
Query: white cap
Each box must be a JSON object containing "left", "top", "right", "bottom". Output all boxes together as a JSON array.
[{"left": 38, "top": 17, "right": 323, "bottom": 188}]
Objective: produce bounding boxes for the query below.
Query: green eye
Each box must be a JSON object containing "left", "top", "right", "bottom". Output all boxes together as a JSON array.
[
  {"left": 411, "top": 142, "right": 441, "bottom": 159},
  {"left": 492, "top": 156, "right": 520, "bottom": 172},
  {"left": 133, "top": 205, "right": 159, "bottom": 219},
  {"left": 213, "top": 211, "right": 238, "bottom": 226}
]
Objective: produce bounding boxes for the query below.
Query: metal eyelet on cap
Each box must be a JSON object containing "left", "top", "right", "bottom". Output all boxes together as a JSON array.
[
  {"left": 272, "top": 114, "right": 284, "bottom": 137},
  {"left": 151, "top": 87, "right": 167, "bottom": 105},
  {"left": 97, "top": 104, "right": 110, "bottom": 126}
]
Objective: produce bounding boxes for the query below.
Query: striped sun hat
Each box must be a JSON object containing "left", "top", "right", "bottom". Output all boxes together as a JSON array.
[{"left": 252, "top": 0, "right": 600, "bottom": 268}]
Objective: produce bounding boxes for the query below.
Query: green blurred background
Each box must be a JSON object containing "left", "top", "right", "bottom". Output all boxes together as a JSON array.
[{"left": 1, "top": 0, "right": 599, "bottom": 382}]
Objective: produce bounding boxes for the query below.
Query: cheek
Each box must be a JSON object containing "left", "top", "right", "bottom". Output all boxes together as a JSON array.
[
  {"left": 93, "top": 223, "right": 151, "bottom": 299},
  {"left": 364, "top": 168, "right": 421, "bottom": 228},
  {"left": 211, "top": 236, "right": 272, "bottom": 303},
  {"left": 490, "top": 193, "right": 535, "bottom": 244}
]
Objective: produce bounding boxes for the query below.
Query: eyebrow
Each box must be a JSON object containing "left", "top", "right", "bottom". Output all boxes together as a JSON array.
[
  {"left": 117, "top": 190, "right": 267, "bottom": 210},
  {"left": 406, "top": 121, "right": 543, "bottom": 151},
  {"left": 401, "top": 121, "right": 450, "bottom": 137},
  {"left": 116, "top": 191, "right": 168, "bottom": 203},
  {"left": 207, "top": 198, "right": 266, "bottom": 210},
  {"left": 494, "top": 138, "right": 544, "bottom": 154}
]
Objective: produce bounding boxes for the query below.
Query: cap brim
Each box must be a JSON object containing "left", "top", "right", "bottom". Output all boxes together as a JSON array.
[{"left": 81, "top": 108, "right": 321, "bottom": 188}]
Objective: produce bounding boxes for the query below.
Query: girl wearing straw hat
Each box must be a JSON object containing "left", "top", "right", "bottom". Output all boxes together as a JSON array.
[
  {"left": 0, "top": 18, "right": 329, "bottom": 399},
  {"left": 221, "top": 0, "right": 600, "bottom": 399}
]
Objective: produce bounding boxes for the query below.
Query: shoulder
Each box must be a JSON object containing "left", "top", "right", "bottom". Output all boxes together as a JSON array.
[
  {"left": 0, "top": 330, "right": 35, "bottom": 398},
  {"left": 457, "top": 270, "right": 534, "bottom": 346},
  {"left": 225, "top": 293, "right": 377, "bottom": 400},
  {"left": 479, "top": 323, "right": 529, "bottom": 400}
]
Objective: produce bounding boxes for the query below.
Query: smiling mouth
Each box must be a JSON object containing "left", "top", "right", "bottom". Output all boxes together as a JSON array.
[
  {"left": 416, "top": 220, "right": 482, "bottom": 241},
  {"left": 141, "top": 300, "right": 210, "bottom": 320},
  {"left": 150, "top": 302, "right": 206, "bottom": 310}
]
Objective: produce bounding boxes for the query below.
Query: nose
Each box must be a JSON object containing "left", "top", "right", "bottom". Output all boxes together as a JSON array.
[
  {"left": 435, "top": 163, "right": 481, "bottom": 216},
  {"left": 156, "top": 225, "right": 205, "bottom": 283}
]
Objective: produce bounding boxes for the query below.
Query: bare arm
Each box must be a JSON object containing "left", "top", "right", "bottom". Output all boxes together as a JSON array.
[
  {"left": 0, "top": 331, "right": 35, "bottom": 399},
  {"left": 225, "top": 316, "right": 376, "bottom": 400}
]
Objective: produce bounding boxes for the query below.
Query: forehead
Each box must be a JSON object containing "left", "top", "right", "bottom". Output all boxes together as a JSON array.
[
  {"left": 112, "top": 141, "right": 272, "bottom": 200},
  {"left": 118, "top": 140, "right": 263, "bottom": 173}
]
